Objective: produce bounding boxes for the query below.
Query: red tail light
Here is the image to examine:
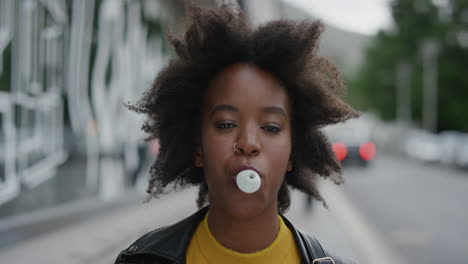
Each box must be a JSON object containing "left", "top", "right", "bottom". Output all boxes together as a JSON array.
[
  {"left": 332, "top": 142, "right": 348, "bottom": 161},
  {"left": 359, "top": 142, "right": 376, "bottom": 161}
]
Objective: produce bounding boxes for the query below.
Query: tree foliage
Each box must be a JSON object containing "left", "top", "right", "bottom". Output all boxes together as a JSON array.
[{"left": 353, "top": 0, "right": 468, "bottom": 132}]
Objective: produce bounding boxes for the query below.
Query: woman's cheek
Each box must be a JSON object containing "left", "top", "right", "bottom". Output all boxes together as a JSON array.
[{"left": 271, "top": 139, "right": 292, "bottom": 163}]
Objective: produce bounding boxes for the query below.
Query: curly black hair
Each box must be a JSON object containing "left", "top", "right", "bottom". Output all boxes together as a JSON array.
[{"left": 128, "top": 0, "right": 358, "bottom": 213}]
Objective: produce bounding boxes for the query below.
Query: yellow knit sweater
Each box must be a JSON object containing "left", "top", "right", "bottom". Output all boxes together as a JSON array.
[{"left": 186, "top": 213, "right": 301, "bottom": 264}]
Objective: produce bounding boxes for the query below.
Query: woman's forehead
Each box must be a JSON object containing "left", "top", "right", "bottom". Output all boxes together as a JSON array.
[{"left": 211, "top": 63, "right": 280, "bottom": 87}]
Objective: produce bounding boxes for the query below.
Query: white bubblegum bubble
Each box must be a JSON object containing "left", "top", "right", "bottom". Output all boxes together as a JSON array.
[{"left": 236, "top": 170, "right": 261, "bottom": 194}]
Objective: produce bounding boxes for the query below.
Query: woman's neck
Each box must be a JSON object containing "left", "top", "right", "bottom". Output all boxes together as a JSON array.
[{"left": 206, "top": 206, "right": 280, "bottom": 253}]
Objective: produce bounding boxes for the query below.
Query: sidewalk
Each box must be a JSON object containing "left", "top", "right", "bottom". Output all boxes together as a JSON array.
[
  {"left": 0, "top": 188, "right": 197, "bottom": 264},
  {"left": 0, "top": 181, "right": 371, "bottom": 264}
]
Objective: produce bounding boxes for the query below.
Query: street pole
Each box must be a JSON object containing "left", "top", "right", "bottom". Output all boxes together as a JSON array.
[
  {"left": 396, "top": 60, "right": 412, "bottom": 125},
  {"left": 421, "top": 40, "right": 439, "bottom": 132}
]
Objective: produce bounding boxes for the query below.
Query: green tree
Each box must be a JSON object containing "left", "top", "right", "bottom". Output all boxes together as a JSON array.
[{"left": 353, "top": 0, "right": 468, "bottom": 132}]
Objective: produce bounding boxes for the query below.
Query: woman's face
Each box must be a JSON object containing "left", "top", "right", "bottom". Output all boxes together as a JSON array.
[{"left": 195, "top": 63, "right": 292, "bottom": 218}]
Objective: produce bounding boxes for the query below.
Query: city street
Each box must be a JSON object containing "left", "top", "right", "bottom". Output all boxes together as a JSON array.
[
  {"left": 341, "top": 154, "right": 468, "bottom": 264},
  {"left": 0, "top": 154, "right": 466, "bottom": 263},
  {"left": 1, "top": 0, "right": 466, "bottom": 263}
]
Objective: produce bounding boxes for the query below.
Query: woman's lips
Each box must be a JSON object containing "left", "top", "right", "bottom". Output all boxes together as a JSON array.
[
  {"left": 232, "top": 177, "right": 240, "bottom": 189},
  {"left": 232, "top": 165, "right": 262, "bottom": 178}
]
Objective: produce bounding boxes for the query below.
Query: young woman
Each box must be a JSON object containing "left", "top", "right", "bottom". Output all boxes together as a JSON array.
[{"left": 115, "top": 1, "right": 358, "bottom": 263}]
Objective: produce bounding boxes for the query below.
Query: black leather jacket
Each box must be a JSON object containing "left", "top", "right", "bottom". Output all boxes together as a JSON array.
[{"left": 115, "top": 207, "right": 355, "bottom": 264}]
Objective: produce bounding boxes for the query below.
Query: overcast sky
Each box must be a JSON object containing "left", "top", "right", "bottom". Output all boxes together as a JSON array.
[{"left": 282, "top": 0, "right": 394, "bottom": 35}]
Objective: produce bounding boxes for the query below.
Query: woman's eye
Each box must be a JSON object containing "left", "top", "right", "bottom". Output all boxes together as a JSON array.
[
  {"left": 262, "top": 125, "right": 281, "bottom": 133},
  {"left": 216, "top": 122, "right": 237, "bottom": 130}
]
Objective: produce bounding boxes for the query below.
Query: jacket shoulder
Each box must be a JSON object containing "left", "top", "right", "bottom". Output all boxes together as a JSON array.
[
  {"left": 325, "top": 251, "right": 358, "bottom": 264},
  {"left": 299, "top": 230, "right": 357, "bottom": 264},
  {"left": 114, "top": 207, "right": 208, "bottom": 264},
  {"left": 114, "top": 248, "right": 172, "bottom": 264},
  {"left": 114, "top": 227, "right": 173, "bottom": 264}
]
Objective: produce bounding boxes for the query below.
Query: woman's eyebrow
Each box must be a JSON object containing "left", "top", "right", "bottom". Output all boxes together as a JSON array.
[
  {"left": 262, "top": 106, "right": 287, "bottom": 119},
  {"left": 210, "top": 104, "right": 239, "bottom": 116},
  {"left": 210, "top": 105, "right": 287, "bottom": 119}
]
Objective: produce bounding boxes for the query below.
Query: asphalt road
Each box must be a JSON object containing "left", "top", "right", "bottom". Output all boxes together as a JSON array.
[{"left": 341, "top": 154, "right": 468, "bottom": 264}]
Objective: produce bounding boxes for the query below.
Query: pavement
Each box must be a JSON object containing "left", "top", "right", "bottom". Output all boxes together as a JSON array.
[{"left": 0, "top": 176, "right": 397, "bottom": 264}]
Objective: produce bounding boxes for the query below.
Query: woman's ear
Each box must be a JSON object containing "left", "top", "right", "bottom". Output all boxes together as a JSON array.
[{"left": 194, "top": 147, "right": 203, "bottom": 167}]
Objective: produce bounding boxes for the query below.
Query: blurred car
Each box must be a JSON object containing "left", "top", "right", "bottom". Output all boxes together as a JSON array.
[
  {"left": 454, "top": 133, "right": 468, "bottom": 169},
  {"left": 404, "top": 129, "right": 441, "bottom": 163},
  {"left": 331, "top": 140, "right": 376, "bottom": 167},
  {"left": 438, "top": 131, "right": 463, "bottom": 165},
  {"left": 324, "top": 116, "right": 377, "bottom": 167}
]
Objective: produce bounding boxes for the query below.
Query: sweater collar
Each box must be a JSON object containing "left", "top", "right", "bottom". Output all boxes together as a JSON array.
[{"left": 190, "top": 212, "right": 300, "bottom": 264}]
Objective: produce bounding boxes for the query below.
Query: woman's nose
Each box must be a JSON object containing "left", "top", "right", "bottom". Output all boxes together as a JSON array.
[{"left": 235, "top": 126, "right": 260, "bottom": 156}]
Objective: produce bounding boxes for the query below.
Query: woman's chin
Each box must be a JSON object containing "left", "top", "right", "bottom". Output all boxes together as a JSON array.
[
  {"left": 221, "top": 199, "right": 272, "bottom": 220},
  {"left": 208, "top": 190, "right": 276, "bottom": 219}
]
